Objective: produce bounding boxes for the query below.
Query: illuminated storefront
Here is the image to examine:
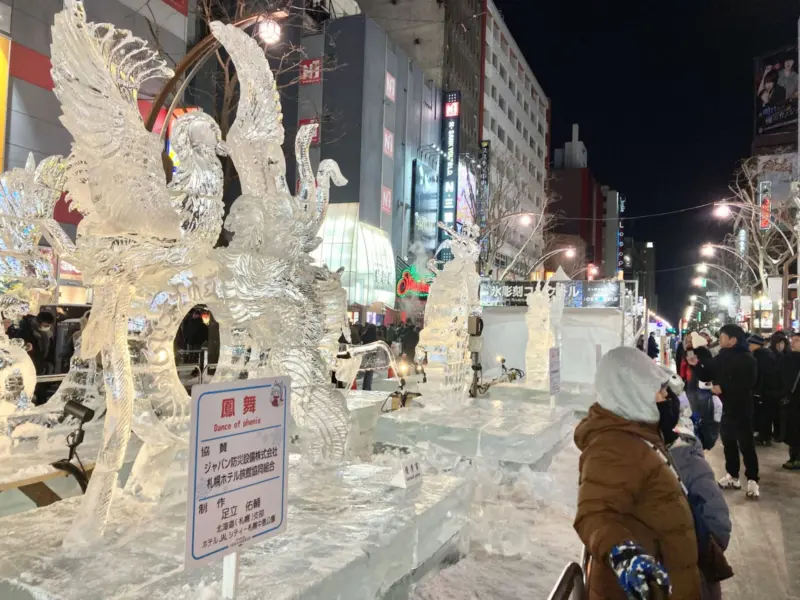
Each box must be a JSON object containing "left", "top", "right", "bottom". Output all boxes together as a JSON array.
[{"left": 314, "top": 203, "right": 396, "bottom": 309}]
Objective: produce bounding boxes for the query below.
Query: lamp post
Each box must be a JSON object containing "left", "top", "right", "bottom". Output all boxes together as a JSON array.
[
  {"left": 525, "top": 247, "right": 577, "bottom": 277},
  {"left": 699, "top": 244, "right": 760, "bottom": 282}
]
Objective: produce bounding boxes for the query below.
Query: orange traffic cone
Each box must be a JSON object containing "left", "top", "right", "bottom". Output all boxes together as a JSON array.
[
  {"left": 351, "top": 379, "right": 358, "bottom": 390},
  {"left": 388, "top": 366, "right": 395, "bottom": 378}
]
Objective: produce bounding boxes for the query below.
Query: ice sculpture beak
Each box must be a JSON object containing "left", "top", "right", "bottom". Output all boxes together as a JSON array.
[{"left": 216, "top": 141, "right": 230, "bottom": 157}]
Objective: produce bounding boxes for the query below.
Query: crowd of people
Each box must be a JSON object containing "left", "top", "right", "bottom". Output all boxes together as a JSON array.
[{"left": 576, "top": 323, "right": 800, "bottom": 599}]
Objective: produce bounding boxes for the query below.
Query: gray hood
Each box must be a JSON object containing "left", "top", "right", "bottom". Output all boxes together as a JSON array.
[{"left": 596, "top": 346, "right": 670, "bottom": 424}]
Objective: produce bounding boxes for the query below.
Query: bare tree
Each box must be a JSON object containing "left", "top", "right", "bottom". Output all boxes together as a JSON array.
[
  {"left": 462, "top": 147, "right": 555, "bottom": 278},
  {"left": 726, "top": 156, "right": 796, "bottom": 293}
]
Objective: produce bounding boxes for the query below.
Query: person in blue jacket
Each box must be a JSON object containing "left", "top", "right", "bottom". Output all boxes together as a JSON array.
[{"left": 664, "top": 396, "right": 733, "bottom": 600}]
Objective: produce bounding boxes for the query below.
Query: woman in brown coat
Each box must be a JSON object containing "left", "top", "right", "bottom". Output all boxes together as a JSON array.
[{"left": 574, "top": 347, "right": 701, "bottom": 600}]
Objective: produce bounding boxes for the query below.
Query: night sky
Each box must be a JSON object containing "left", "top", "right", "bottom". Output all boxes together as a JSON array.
[{"left": 494, "top": 0, "right": 799, "bottom": 326}]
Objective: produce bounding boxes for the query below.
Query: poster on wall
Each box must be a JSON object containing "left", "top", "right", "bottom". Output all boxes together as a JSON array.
[
  {"left": 754, "top": 46, "right": 798, "bottom": 137},
  {"left": 161, "top": 0, "right": 189, "bottom": 15},
  {"left": 299, "top": 58, "right": 322, "bottom": 85},
  {"left": 410, "top": 160, "right": 439, "bottom": 254}
]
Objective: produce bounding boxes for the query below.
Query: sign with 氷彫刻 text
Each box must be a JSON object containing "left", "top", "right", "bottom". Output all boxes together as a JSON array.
[{"left": 185, "top": 376, "right": 290, "bottom": 567}]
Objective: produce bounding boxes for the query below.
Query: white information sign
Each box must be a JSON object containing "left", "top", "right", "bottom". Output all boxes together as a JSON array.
[
  {"left": 185, "top": 376, "right": 290, "bottom": 568},
  {"left": 549, "top": 347, "right": 561, "bottom": 396}
]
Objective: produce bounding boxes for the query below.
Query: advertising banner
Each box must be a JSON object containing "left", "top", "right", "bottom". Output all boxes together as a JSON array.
[
  {"left": 758, "top": 180, "right": 772, "bottom": 230},
  {"left": 438, "top": 91, "right": 461, "bottom": 257},
  {"left": 410, "top": 160, "right": 439, "bottom": 254},
  {"left": 480, "top": 280, "right": 622, "bottom": 308},
  {"left": 755, "top": 46, "right": 798, "bottom": 137},
  {"left": 299, "top": 58, "right": 322, "bottom": 85},
  {"left": 757, "top": 153, "right": 797, "bottom": 207}
]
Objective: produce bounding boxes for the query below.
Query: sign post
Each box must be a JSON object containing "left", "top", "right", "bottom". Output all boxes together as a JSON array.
[
  {"left": 185, "top": 376, "right": 291, "bottom": 598},
  {"left": 549, "top": 347, "right": 561, "bottom": 409}
]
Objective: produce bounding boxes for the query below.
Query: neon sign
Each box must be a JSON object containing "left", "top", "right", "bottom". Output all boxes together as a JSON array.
[{"left": 396, "top": 266, "right": 433, "bottom": 298}]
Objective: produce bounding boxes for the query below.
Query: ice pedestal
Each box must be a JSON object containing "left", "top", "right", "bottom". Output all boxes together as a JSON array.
[
  {"left": 482, "top": 382, "right": 597, "bottom": 412},
  {"left": 0, "top": 462, "right": 472, "bottom": 600},
  {"left": 374, "top": 399, "right": 574, "bottom": 466},
  {"left": 346, "top": 391, "right": 392, "bottom": 459}
]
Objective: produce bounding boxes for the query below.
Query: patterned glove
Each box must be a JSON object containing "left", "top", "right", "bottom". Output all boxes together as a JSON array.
[{"left": 608, "top": 541, "right": 671, "bottom": 600}]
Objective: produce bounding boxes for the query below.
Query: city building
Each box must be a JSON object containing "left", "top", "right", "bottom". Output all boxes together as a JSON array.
[
  {"left": 601, "top": 187, "right": 623, "bottom": 279},
  {"left": 551, "top": 125, "right": 606, "bottom": 274},
  {"left": 480, "top": 0, "right": 550, "bottom": 277},
  {"left": 0, "top": 0, "right": 190, "bottom": 304},
  {"left": 622, "top": 236, "right": 657, "bottom": 313},
  {"left": 353, "top": 0, "right": 483, "bottom": 155},
  {"left": 293, "top": 13, "right": 444, "bottom": 316}
]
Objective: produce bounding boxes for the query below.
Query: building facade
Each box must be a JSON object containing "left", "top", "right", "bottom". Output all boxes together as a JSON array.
[
  {"left": 353, "top": 0, "right": 482, "bottom": 155},
  {"left": 479, "top": 0, "right": 550, "bottom": 277},
  {"left": 296, "top": 13, "right": 443, "bottom": 310}
]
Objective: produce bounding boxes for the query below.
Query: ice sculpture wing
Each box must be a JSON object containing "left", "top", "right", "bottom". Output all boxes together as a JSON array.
[
  {"left": 50, "top": 0, "right": 180, "bottom": 240},
  {"left": 210, "top": 22, "right": 284, "bottom": 148}
]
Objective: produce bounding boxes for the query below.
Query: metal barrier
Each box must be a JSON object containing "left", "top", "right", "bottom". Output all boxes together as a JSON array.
[{"left": 547, "top": 548, "right": 589, "bottom": 600}]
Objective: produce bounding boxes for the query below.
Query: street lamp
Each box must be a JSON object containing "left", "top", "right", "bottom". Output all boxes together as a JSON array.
[
  {"left": 713, "top": 203, "right": 733, "bottom": 219},
  {"left": 519, "top": 214, "right": 533, "bottom": 227},
  {"left": 257, "top": 19, "right": 282, "bottom": 45},
  {"left": 526, "top": 247, "right": 578, "bottom": 276},
  {"left": 565, "top": 248, "right": 576, "bottom": 259},
  {"left": 695, "top": 263, "right": 708, "bottom": 275},
  {"left": 689, "top": 295, "right": 698, "bottom": 301},
  {"left": 700, "top": 244, "right": 715, "bottom": 257},
  {"left": 692, "top": 277, "right": 705, "bottom": 287}
]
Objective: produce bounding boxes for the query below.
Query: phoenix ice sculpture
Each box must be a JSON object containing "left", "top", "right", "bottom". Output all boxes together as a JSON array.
[
  {"left": 209, "top": 22, "right": 350, "bottom": 462},
  {"left": 418, "top": 223, "right": 482, "bottom": 408},
  {"left": 49, "top": 0, "right": 227, "bottom": 544}
]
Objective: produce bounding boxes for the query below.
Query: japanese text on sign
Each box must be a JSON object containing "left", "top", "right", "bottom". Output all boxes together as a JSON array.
[{"left": 186, "top": 377, "right": 291, "bottom": 568}]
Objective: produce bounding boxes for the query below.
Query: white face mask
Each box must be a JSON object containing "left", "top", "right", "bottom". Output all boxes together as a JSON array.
[{"left": 39, "top": 325, "right": 51, "bottom": 333}]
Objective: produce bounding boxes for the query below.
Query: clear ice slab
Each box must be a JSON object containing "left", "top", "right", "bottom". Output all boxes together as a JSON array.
[
  {"left": 374, "top": 397, "right": 575, "bottom": 465},
  {"left": 0, "top": 462, "right": 472, "bottom": 600}
]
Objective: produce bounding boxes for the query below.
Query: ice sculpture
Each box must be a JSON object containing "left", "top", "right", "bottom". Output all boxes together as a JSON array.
[
  {"left": 47, "top": 0, "right": 227, "bottom": 544},
  {"left": 524, "top": 282, "right": 566, "bottom": 391},
  {"left": 0, "top": 154, "right": 65, "bottom": 413},
  {"left": 209, "top": 22, "right": 350, "bottom": 462},
  {"left": 418, "top": 223, "right": 482, "bottom": 408}
]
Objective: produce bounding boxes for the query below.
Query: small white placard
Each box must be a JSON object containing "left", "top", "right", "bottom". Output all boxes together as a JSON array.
[
  {"left": 549, "top": 347, "right": 561, "bottom": 396},
  {"left": 389, "top": 457, "right": 423, "bottom": 489},
  {"left": 185, "top": 376, "right": 290, "bottom": 568}
]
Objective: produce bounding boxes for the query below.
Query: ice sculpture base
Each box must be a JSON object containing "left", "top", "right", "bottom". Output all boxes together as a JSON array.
[
  {"left": 0, "top": 462, "right": 472, "bottom": 600},
  {"left": 374, "top": 397, "right": 574, "bottom": 466},
  {"left": 483, "top": 382, "right": 597, "bottom": 412},
  {"left": 347, "top": 390, "right": 393, "bottom": 459}
]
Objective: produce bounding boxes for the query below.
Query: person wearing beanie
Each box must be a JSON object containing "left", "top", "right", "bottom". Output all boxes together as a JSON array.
[
  {"left": 688, "top": 324, "right": 760, "bottom": 498},
  {"left": 748, "top": 333, "right": 780, "bottom": 446}
]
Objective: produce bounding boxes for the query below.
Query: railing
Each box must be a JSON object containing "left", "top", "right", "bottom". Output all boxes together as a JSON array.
[{"left": 547, "top": 548, "right": 589, "bottom": 600}]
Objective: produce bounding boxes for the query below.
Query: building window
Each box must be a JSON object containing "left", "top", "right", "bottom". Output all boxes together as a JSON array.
[
  {"left": 484, "top": 109, "right": 490, "bottom": 128},
  {"left": 523, "top": 126, "right": 528, "bottom": 141},
  {"left": 507, "top": 137, "right": 514, "bottom": 152},
  {"left": 491, "top": 85, "right": 497, "bottom": 100},
  {"left": 493, "top": 27, "right": 500, "bottom": 41},
  {"left": 490, "top": 117, "right": 497, "bottom": 133},
  {"left": 536, "top": 196, "right": 542, "bottom": 208},
  {"left": 499, "top": 95, "right": 506, "bottom": 110},
  {"left": 537, "top": 171, "right": 543, "bottom": 184},
  {"left": 517, "top": 90, "right": 522, "bottom": 105},
  {"left": 516, "top": 117, "right": 522, "bottom": 132},
  {"left": 499, "top": 64, "right": 507, "bottom": 82},
  {"left": 507, "top": 106, "right": 513, "bottom": 121},
  {"left": 524, "top": 100, "right": 529, "bottom": 113},
  {"left": 515, "top": 147, "right": 521, "bottom": 161},
  {"left": 539, "top": 98, "right": 547, "bottom": 111},
  {"left": 497, "top": 126, "right": 505, "bottom": 142},
  {"left": 509, "top": 80, "right": 515, "bottom": 95},
  {"left": 538, "top": 122, "right": 544, "bottom": 135},
  {"left": 492, "top": 52, "right": 498, "bottom": 68},
  {"left": 537, "top": 146, "right": 544, "bottom": 159}
]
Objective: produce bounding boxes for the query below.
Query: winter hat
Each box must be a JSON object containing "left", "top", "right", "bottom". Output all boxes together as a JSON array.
[
  {"left": 748, "top": 333, "right": 766, "bottom": 346},
  {"left": 690, "top": 332, "right": 708, "bottom": 349},
  {"left": 596, "top": 346, "right": 666, "bottom": 424}
]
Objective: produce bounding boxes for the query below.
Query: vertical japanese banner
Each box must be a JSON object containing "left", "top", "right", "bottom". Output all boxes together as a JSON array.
[
  {"left": 438, "top": 91, "right": 461, "bottom": 261},
  {"left": 186, "top": 377, "right": 291, "bottom": 568}
]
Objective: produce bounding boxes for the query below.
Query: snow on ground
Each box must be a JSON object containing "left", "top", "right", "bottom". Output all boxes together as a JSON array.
[{"left": 411, "top": 440, "right": 583, "bottom": 600}]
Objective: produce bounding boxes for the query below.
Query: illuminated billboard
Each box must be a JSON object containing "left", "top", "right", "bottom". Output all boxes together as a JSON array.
[{"left": 438, "top": 90, "right": 461, "bottom": 256}]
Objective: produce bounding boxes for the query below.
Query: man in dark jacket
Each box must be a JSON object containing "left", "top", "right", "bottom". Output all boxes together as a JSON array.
[
  {"left": 688, "top": 324, "right": 760, "bottom": 498},
  {"left": 360, "top": 323, "right": 378, "bottom": 390},
  {"left": 647, "top": 332, "right": 659, "bottom": 359},
  {"left": 778, "top": 333, "right": 800, "bottom": 470},
  {"left": 10, "top": 311, "right": 55, "bottom": 374},
  {"left": 401, "top": 323, "right": 420, "bottom": 362},
  {"left": 748, "top": 333, "right": 781, "bottom": 445}
]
